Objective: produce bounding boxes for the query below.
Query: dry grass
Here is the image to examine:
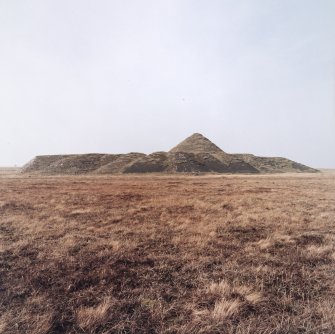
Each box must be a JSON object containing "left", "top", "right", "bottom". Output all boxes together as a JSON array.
[
  {"left": 77, "top": 297, "right": 114, "bottom": 332},
  {"left": 0, "top": 172, "right": 334, "bottom": 333}
]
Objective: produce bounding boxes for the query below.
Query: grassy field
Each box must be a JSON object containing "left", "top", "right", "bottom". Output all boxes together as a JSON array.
[{"left": 0, "top": 172, "right": 334, "bottom": 333}]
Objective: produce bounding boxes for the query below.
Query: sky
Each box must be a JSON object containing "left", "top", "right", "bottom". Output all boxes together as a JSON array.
[{"left": 0, "top": 0, "right": 334, "bottom": 168}]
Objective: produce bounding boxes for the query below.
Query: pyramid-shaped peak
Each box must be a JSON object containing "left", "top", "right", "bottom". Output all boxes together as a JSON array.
[{"left": 169, "top": 133, "right": 225, "bottom": 154}]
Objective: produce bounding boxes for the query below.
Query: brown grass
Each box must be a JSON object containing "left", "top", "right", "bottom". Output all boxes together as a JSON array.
[{"left": 0, "top": 172, "right": 334, "bottom": 333}]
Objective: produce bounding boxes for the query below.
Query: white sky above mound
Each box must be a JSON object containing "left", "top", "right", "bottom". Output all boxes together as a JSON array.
[{"left": 0, "top": 0, "right": 334, "bottom": 168}]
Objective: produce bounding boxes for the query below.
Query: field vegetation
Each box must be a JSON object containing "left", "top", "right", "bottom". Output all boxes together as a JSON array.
[{"left": 0, "top": 172, "right": 334, "bottom": 333}]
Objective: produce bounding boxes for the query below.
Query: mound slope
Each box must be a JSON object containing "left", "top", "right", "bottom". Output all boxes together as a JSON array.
[
  {"left": 170, "top": 133, "right": 224, "bottom": 154},
  {"left": 21, "top": 133, "right": 318, "bottom": 174}
]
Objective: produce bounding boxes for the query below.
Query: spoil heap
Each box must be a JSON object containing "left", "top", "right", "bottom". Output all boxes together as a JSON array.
[{"left": 21, "top": 133, "right": 318, "bottom": 174}]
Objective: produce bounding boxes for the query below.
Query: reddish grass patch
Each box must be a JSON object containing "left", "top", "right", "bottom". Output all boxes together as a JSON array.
[{"left": 0, "top": 173, "right": 334, "bottom": 333}]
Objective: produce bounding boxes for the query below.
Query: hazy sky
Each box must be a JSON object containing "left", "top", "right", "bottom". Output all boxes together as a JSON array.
[{"left": 1, "top": 1, "right": 334, "bottom": 168}]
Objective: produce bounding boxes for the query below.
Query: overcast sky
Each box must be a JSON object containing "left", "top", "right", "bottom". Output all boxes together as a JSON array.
[{"left": 1, "top": 0, "right": 334, "bottom": 168}]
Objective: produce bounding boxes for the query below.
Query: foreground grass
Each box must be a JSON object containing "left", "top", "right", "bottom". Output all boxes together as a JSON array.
[{"left": 0, "top": 172, "right": 334, "bottom": 333}]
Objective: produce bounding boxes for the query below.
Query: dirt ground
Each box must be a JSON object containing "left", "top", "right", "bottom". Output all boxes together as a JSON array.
[{"left": 0, "top": 172, "right": 334, "bottom": 333}]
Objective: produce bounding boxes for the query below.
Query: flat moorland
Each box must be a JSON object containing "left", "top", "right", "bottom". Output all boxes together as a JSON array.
[{"left": 0, "top": 172, "right": 334, "bottom": 333}]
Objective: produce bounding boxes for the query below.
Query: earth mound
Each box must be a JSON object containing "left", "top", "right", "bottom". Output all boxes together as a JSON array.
[
  {"left": 94, "top": 153, "right": 146, "bottom": 174},
  {"left": 21, "top": 133, "right": 318, "bottom": 174},
  {"left": 170, "top": 133, "right": 224, "bottom": 154},
  {"left": 234, "top": 154, "right": 318, "bottom": 173}
]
